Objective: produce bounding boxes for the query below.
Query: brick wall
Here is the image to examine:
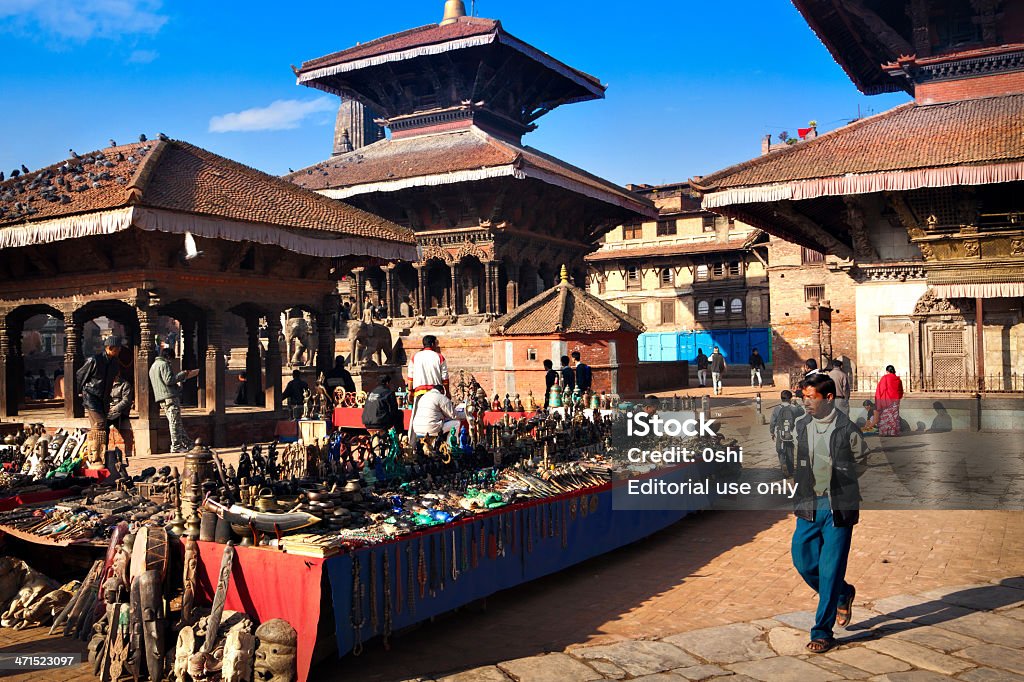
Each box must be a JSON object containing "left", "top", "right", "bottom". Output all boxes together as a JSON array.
[
  {"left": 767, "top": 237, "right": 858, "bottom": 374},
  {"left": 916, "top": 71, "right": 1024, "bottom": 104},
  {"left": 491, "top": 333, "right": 641, "bottom": 399}
]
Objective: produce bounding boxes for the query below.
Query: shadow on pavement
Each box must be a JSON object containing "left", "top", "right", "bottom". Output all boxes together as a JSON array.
[{"left": 315, "top": 509, "right": 787, "bottom": 682}]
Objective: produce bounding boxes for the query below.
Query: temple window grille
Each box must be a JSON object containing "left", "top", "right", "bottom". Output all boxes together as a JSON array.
[{"left": 804, "top": 285, "right": 825, "bottom": 304}]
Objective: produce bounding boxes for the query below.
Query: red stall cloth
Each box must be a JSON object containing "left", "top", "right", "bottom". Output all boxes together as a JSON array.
[
  {"left": 77, "top": 466, "right": 111, "bottom": 480},
  {"left": 482, "top": 410, "right": 535, "bottom": 425},
  {"left": 0, "top": 488, "right": 74, "bottom": 512},
  {"left": 332, "top": 407, "right": 412, "bottom": 430},
  {"left": 194, "top": 542, "right": 324, "bottom": 682}
]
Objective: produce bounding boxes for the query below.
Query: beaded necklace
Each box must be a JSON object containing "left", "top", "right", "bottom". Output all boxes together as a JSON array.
[
  {"left": 406, "top": 542, "right": 416, "bottom": 614},
  {"left": 382, "top": 549, "right": 392, "bottom": 650},
  {"left": 417, "top": 538, "right": 427, "bottom": 598},
  {"left": 351, "top": 556, "right": 364, "bottom": 656},
  {"left": 368, "top": 552, "right": 379, "bottom": 635},
  {"left": 395, "top": 544, "right": 403, "bottom": 615},
  {"left": 451, "top": 530, "right": 460, "bottom": 581},
  {"left": 438, "top": 531, "right": 447, "bottom": 592}
]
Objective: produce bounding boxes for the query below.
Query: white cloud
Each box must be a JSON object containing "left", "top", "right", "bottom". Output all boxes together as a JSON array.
[
  {"left": 0, "top": 0, "right": 167, "bottom": 41},
  {"left": 209, "top": 97, "right": 337, "bottom": 133},
  {"left": 127, "top": 48, "right": 158, "bottom": 63}
]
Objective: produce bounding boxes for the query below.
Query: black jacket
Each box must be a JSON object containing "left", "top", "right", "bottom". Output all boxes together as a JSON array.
[
  {"left": 76, "top": 353, "right": 119, "bottom": 413},
  {"left": 793, "top": 409, "right": 862, "bottom": 527},
  {"left": 362, "top": 385, "right": 402, "bottom": 431},
  {"left": 107, "top": 380, "right": 134, "bottom": 422},
  {"left": 560, "top": 366, "right": 575, "bottom": 392},
  {"left": 748, "top": 353, "right": 765, "bottom": 369},
  {"left": 575, "top": 363, "right": 592, "bottom": 391}
]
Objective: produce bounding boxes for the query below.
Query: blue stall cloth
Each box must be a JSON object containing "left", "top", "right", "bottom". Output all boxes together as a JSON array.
[{"left": 327, "top": 474, "right": 713, "bottom": 660}]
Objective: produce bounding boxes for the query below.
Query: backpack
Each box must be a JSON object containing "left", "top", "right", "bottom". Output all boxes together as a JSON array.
[
  {"left": 774, "top": 404, "right": 801, "bottom": 446},
  {"left": 362, "top": 387, "right": 397, "bottom": 429}
]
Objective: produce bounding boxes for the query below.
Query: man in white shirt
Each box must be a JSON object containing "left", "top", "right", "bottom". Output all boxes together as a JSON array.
[
  {"left": 411, "top": 386, "right": 461, "bottom": 437},
  {"left": 409, "top": 335, "right": 448, "bottom": 398},
  {"left": 408, "top": 335, "right": 449, "bottom": 443}
]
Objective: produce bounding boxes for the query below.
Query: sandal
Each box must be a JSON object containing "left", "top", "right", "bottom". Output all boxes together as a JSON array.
[
  {"left": 806, "top": 638, "right": 837, "bottom": 654},
  {"left": 836, "top": 586, "right": 856, "bottom": 628}
]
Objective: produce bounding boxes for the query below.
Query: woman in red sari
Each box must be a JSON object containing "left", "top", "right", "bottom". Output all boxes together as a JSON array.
[{"left": 874, "top": 365, "right": 904, "bottom": 436}]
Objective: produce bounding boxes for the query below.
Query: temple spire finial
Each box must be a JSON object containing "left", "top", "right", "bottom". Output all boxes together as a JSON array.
[
  {"left": 560, "top": 264, "right": 569, "bottom": 284},
  {"left": 441, "top": 0, "right": 467, "bottom": 25}
]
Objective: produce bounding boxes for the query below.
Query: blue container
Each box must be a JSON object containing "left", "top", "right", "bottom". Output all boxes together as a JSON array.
[{"left": 640, "top": 328, "right": 773, "bottom": 364}]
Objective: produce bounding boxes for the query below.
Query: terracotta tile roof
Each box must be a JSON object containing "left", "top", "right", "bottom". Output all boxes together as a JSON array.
[
  {"left": 490, "top": 275, "right": 644, "bottom": 336},
  {"left": 585, "top": 238, "right": 756, "bottom": 262},
  {"left": 297, "top": 16, "right": 603, "bottom": 91},
  {"left": 285, "top": 127, "right": 655, "bottom": 216},
  {"left": 694, "top": 95, "right": 1024, "bottom": 191},
  {"left": 0, "top": 139, "right": 414, "bottom": 245},
  {"left": 300, "top": 17, "right": 500, "bottom": 71}
]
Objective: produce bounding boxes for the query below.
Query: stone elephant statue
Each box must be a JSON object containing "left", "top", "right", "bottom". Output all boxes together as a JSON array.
[
  {"left": 285, "top": 316, "right": 313, "bottom": 366},
  {"left": 349, "top": 321, "right": 394, "bottom": 368}
]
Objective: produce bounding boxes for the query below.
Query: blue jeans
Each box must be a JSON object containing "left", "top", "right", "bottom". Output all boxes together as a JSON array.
[{"left": 791, "top": 495, "right": 854, "bottom": 640}]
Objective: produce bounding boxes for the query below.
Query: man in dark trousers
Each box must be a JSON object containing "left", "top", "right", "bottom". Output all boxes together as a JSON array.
[
  {"left": 791, "top": 372, "right": 863, "bottom": 654},
  {"left": 709, "top": 346, "right": 727, "bottom": 395},
  {"left": 543, "top": 359, "right": 558, "bottom": 409},
  {"left": 770, "top": 390, "right": 802, "bottom": 475},
  {"left": 107, "top": 373, "right": 135, "bottom": 459},
  {"left": 572, "top": 351, "right": 592, "bottom": 393},
  {"left": 559, "top": 355, "right": 575, "bottom": 394},
  {"left": 76, "top": 336, "right": 124, "bottom": 465}
]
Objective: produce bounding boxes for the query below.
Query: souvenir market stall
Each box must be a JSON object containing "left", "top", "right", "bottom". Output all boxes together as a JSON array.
[{"left": 0, "top": 384, "right": 728, "bottom": 682}]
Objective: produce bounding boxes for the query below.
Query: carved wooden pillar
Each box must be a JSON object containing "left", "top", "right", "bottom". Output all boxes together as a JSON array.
[
  {"left": 205, "top": 308, "right": 227, "bottom": 445},
  {"left": 352, "top": 267, "right": 366, "bottom": 316},
  {"left": 182, "top": 318, "right": 200, "bottom": 407},
  {"left": 414, "top": 263, "right": 426, "bottom": 315},
  {"left": 316, "top": 298, "right": 336, "bottom": 376},
  {"left": 63, "top": 317, "right": 84, "bottom": 419},
  {"left": 976, "top": 297, "right": 985, "bottom": 392},
  {"left": 264, "top": 313, "right": 283, "bottom": 413},
  {"left": 505, "top": 261, "right": 520, "bottom": 312},
  {"left": 0, "top": 320, "right": 13, "bottom": 418},
  {"left": 245, "top": 316, "right": 263, "bottom": 406},
  {"left": 384, "top": 264, "right": 396, "bottom": 318},
  {"left": 134, "top": 306, "right": 157, "bottom": 422},
  {"left": 449, "top": 262, "right": 460, "bottom": 316},
  {"left": 483, "top": 260, "right": 498, "bottom": 315}
]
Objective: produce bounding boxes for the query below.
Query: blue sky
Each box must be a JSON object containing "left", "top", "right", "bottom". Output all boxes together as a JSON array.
[{"left": 0, "top": 0, "right": 909, "bottom": 186}]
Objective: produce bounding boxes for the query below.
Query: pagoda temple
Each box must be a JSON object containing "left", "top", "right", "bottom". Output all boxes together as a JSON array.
[
  {"left": 692, "top": 0, "right": 1024, "bottom": 393},
  {"left": 287, "top": 0, "right": 655, "bottom": 331}
]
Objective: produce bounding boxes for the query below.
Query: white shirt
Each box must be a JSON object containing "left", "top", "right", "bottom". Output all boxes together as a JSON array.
[
  {"left": 410, "top": 348, "right": 448, "bottom": 389},
  {"left": 412, "top": 389, "right": 458, "bottom": 436}
]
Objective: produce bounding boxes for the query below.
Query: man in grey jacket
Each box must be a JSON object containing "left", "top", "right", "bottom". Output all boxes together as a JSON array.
[
  {"left": 148, "top": 346, "right": 199, "bottom": 453},
  {"left": 827, "top": 358, "right": 852, "bottom": 415}
]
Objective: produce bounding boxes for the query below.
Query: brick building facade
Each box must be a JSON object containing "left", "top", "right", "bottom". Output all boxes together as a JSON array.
[{"left": 586, "top": 183, "right": 769, "bottom": 335}]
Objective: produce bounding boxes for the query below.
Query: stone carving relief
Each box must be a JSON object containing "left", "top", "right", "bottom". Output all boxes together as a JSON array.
[{"left": 963, "top": 240, "right": 980, "bottom": 258}]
